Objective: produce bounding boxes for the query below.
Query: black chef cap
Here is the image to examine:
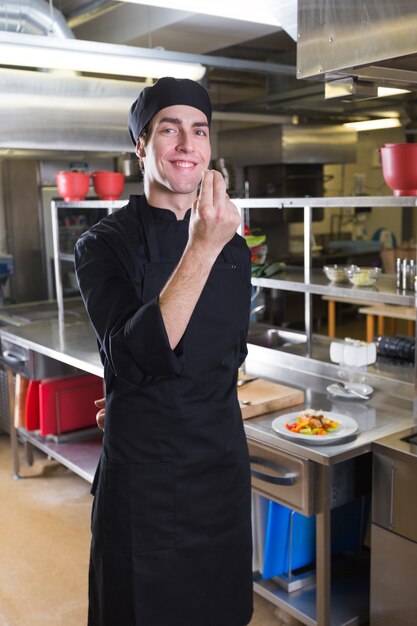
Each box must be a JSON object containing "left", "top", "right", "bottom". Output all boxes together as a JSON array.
[{"left": 128, "top": 77, "right": 212, "bottom": 145}]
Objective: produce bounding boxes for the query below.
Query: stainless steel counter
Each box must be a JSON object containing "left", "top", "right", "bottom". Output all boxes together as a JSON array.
[
  {"left": 0, "top": 312, "right": 103, "bottom": 482},
  {"left": 245, "top": 344, "right": 415, "bottom": 466},
  {"left": 0, "top": 315, "right": 103, "bottom": 378},
  {"left": 372, "top": 425, "right": 417, "bottom": 459},
  {"left": 1, "top": 316, "right": 415, "bottom": 466},
  {"left": 0, "top": 297, "right": 85, "bottom": 327}
]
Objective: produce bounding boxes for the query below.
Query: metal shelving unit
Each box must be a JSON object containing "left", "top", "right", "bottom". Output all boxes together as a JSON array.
[
  {"left": 235, "top": 195, "right": 417, "bottom": 626},
  {"left": 251, "top": 267, "right": 414, "bottom": 306},
  {"left": 234, "top": 195, "right": 417, "bottom": 358},
  {"left": 51, "top": 199, "right": 127, "bottom": 320}
]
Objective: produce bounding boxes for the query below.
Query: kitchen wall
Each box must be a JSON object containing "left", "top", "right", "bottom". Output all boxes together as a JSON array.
[
  {"left": 1, "top": 123, "right": 414, "bottom": 306},
  {"left": 2, "top": 159, "right": 46, "bottom": 304},
  {"left": 290, "top": 126, "right": 409, "bottom": 246}
]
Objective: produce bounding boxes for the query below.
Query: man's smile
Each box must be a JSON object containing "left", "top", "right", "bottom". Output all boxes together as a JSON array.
[{"left": 171, "top": 160, "right": 197, "bottom": 168}]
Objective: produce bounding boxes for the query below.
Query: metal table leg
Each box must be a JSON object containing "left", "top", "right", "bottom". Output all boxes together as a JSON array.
[
  {"left": 24, "top": 440, "right": 34, "bottom": 466},
  {"left": 316, "top": 464, "right": 331, "bottom": 626},
  {"left": 7, "top": 370, "right": 21, "bottom": 479}
]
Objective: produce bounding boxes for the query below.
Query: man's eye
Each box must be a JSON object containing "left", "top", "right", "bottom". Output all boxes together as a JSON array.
[
  {"left": 162, "top": 127, "right": 176, "bottom": 134},
  {"left": 195, "top": 129, "right": 207, "bottom": 137}
]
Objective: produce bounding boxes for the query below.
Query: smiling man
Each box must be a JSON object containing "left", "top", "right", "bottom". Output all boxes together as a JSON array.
[{"left": 75, "top": 77, "right": 253, "bottom": 626}]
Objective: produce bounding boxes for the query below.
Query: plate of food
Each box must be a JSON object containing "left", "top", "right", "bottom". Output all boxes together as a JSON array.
[{"left": 271, "top": 409, "right": 359, "bottom": 445}]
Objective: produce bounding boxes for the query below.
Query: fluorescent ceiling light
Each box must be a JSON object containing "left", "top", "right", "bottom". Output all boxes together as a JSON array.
[
  {"left": 0, "top": 32, "right": 206, "bottom": 80},
  {"left": 343, "top": 118, "right": 402, "bottom": 132},
  {"left": 119, "top": 0, "right": 281, "bottom": 26},
  {"left": 377, "top": 86, "right": 410, "bottom": 97}
]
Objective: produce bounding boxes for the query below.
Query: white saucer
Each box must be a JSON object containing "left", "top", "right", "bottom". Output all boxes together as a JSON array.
[{"left": 326, "top": 382, "right": 373, "bottom": 400}]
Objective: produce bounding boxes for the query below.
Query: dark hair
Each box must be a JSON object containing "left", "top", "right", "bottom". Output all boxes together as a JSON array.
[{"left": 137, "top": 124, "right": 150, "bottom": 174}]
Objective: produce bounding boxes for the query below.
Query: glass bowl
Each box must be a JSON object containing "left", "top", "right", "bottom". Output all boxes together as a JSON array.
[
  {"left": 346, "top": 266, "right": 381, "bottom": 287},
  {"left": 323, "top": 264, "right": 350, "bottom": 283}
]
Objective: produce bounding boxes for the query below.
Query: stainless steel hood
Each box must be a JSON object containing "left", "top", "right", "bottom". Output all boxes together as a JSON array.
[
  {"left": 297, "top": 0, "right": 417, "bottom": 93},
  {"left": 218, "top": 123, "right": 357, "bottom": 166}
]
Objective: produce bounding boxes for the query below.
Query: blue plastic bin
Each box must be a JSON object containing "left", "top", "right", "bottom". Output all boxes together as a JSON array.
[{"left": 262, "top": 497, "right": 368, "bottom": 580}]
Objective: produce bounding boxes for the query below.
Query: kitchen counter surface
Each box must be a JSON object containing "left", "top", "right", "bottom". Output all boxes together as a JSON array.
[
  {"left": 0, "top": 298, "right": 85, "bottom": 327},
  {"left": 245, "top": 343, "right": 416, "bottom": 465},
  {"left": 372, "top": 425, "right": 417, "bottom": 460},
  {"left": 1, "top": 313, "right": 415, "bottom": 467},
  {"left": 0, "top": 313, "right": 103, "bottom": 377}
]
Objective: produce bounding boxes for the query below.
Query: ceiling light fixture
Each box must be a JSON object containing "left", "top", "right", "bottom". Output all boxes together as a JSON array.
[
  {"left": 377, "top": 87, "right": 410, "bottom": 97},
  {"left": 0, "top": 32, "right": 206, "bottom": 80},
  {"left": 343, "top": 118, "right": 402, "bottom": 132}
]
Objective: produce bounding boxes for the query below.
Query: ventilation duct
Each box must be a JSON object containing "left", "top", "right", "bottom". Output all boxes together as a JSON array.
[
  {"left": 0, "top": 2, "right": 135, "bottom": 154},
  {"left": 0, "top": 0, "right": 74, "bottom": 38},
  {"left": 0, "top": 67, "right": 295, "bottom": 155},
  {"left": 0, "top": 67, "right": 141, "bottom": 154}
]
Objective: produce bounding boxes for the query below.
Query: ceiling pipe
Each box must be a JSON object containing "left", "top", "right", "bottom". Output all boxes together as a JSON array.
[
  {"left": 0, "top": 0, "right": 74, "bottom": 38},
  {"left": 65, "top": 0, "right": 120, "bottom": 29}
]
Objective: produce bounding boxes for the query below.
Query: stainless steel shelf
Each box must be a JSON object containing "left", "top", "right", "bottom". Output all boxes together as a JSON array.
[
  {"left": 16, "top": 428, "right": 102, "bottom": 483},
  {"left": 253, "top": 552, "right": 369, "bottom": 626},
  {"left": 252, "top": 267, "right": 416, "bottom": 306},
  {"left": 55, "top": 200, "right": 127, "bottom": 210},
  {"left": 234, "top": 196, "right": 417, "bottom": 209}
]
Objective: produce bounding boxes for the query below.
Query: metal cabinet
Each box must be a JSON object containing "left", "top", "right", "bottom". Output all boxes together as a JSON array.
[
  {"left": 371, "top": 441, "right": 417, "bottom": 626},
  {"left": 370, "top": 525, "right": 417, "bottom": 626}
]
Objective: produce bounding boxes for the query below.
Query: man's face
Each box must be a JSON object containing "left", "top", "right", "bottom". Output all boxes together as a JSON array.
[{"left": 137, "top": 104, "right": 211, "bottom": 197}]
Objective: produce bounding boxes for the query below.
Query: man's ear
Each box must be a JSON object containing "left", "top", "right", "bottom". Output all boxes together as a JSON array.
[{"left": 135, "top": 139, "right": 145, "bottom": 159}]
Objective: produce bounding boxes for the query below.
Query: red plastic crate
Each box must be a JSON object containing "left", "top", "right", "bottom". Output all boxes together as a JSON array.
[{"left": 37, "top": 374, "right": 103, "bottom": 436}]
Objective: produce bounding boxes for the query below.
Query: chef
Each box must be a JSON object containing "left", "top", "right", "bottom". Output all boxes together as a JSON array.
[{"left": 75, "top": 76, "right": 253, "bottom": 626}]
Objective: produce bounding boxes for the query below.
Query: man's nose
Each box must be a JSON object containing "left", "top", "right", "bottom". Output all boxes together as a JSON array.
[{"left": 176, "top": 130, "right": 193, "bottom": 151}]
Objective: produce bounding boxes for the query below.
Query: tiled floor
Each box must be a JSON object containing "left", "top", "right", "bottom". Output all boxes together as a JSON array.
[{"left": 0, "top": 435, "right": 285, "bottom": 626}]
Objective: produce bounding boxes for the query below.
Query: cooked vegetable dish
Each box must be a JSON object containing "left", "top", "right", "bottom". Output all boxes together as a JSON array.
[{"left": 285, "top": 409, "right": 340, "bottom": 436}]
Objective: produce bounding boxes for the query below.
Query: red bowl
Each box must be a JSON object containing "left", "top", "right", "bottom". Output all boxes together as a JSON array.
[
  {"left": 91, "top": 171, "right": 125, "bottom": 200},
  {"left": 379, "top": 143, "right": 417, "bottom": 196},
  {"left": 56, "top": 171, "right": 90, "bottom": 201}
]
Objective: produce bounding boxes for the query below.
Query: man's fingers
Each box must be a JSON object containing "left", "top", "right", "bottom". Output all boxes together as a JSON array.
[
  {"left": 96, "top": 408, "right": 105, "bottom": 431},
  {"left": 94, "top": 397, "right": 106, "bottom": 408},
  {"left": 198, "top": 169, "right": 214, "bottom": 209},
  {"left": 212, "top": 170, "right": 227, "bottom": 211}
]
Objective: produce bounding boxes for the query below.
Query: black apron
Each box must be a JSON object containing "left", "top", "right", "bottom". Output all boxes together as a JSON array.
[{"left": 88, "top": 199, "right": 253, "bottom": 626}]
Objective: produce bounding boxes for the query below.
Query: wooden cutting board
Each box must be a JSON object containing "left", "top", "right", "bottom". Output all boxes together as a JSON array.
[
  {"left": 14, "top": 373, "right": 29, "bottom": 429},
  {"left": 238, "top": 378, "right": 304, "bottom": 420}
]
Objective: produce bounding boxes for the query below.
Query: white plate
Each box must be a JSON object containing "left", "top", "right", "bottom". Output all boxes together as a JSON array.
[
  {"left": 271, "top": 411, "right": 359, "bottom": 445},
  {"left": 326, "top": 383, "right": 373, "bottom": 400}
]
